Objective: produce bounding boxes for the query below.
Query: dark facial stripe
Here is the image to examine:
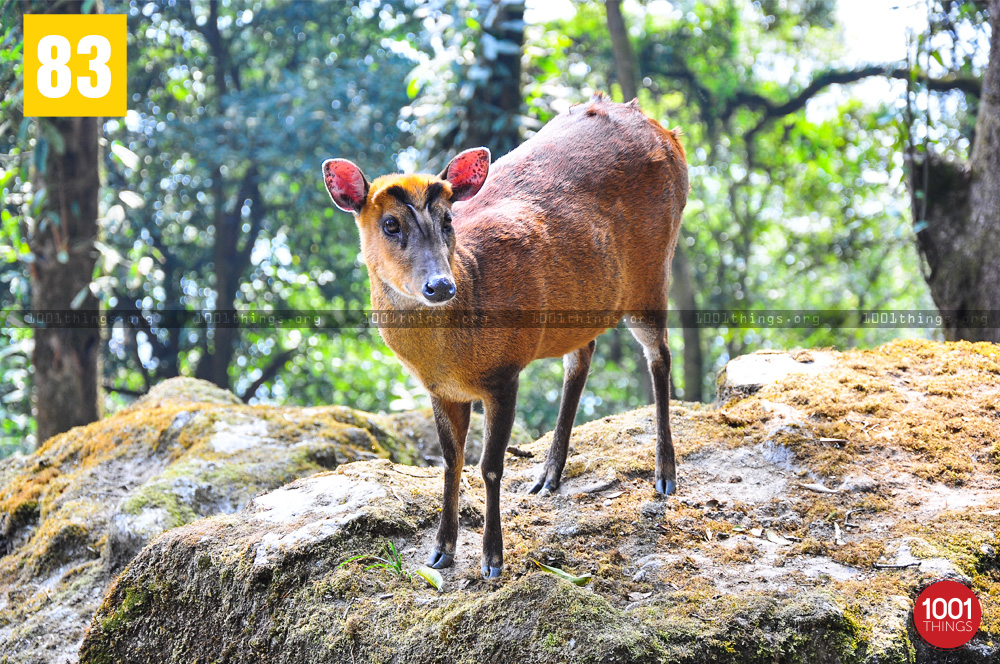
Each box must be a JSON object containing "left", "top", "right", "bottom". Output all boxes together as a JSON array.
[
  {"left": 406, "top": 203, "right": 427, "bottom": 237},
  {"left": 384, "top": 185, "right": 413, "bottom": 208},
  {"left": 425, "top": 182, "right": 444, "bottom": 207}
]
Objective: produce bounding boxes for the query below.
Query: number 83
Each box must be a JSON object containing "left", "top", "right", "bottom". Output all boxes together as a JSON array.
[{"left": 37, "top": 34, "right": 111, "bottom": 99}]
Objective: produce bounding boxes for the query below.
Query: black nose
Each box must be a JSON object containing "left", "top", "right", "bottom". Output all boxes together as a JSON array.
[{"left": 422, "top": 276, "right": 456, "bottom": 303}]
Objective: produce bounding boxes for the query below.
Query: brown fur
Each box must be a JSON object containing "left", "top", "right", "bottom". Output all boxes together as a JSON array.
[
  {"left": 344, "top": 94, "right": 688, "bottom": 576},
  {"left": 359, "top": 97, "right": 687, "bottom": 399}
]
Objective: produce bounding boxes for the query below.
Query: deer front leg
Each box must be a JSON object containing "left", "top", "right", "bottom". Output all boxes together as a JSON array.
[
  {"left": 427, "top": 398, "right": 471, "bottom": 569},
  {"left": 480, "top": 374, "right": 519, "bottom": 578}
]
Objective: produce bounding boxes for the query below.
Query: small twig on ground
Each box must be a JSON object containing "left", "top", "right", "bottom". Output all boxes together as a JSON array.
[
  {"left": 507, "top": 446, "right": 534, "bottom": 458},
  {"left": 873, "top": 562, "right": 921, "bottom": 570},
  {"left": 389, "top": 467, "right": 437, "bottom": 479},
  {"left": 388, "top": 486, "right": 406, "bottom": 505}
]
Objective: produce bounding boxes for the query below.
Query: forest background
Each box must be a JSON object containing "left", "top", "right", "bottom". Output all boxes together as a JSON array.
[{"left": 0, "top": 0, "right": 995, "bottom": 456}]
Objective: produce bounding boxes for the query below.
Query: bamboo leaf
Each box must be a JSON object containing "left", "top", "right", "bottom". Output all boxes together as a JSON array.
[
  {"left": 766, "top": 529, "right": 792, "bottom": 546},
  {"left": 413, "top": 565, "right": 444, "bottom": 591},
  {"left": 532, "top": 559, "right": 592, "bottom": 586}
]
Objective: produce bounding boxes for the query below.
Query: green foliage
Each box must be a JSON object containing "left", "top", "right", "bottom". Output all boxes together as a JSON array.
[
  {"left": 97, "top": 0, "right": 424, "bottom": 412},
  {"left": 403, "top": 0, "right": 526, "bottom": 169},
  {"left": 337, "top": 539, "right": 409, "bottom": 577},
  {"left": 0, "top": 0, "right": 35, "bottom": 453},
  {"left": 338, "top": 539, "right": 444, "bottom": 590},
  {"left": 522, "top": 1, "right": 976, "bottom": 401},
  {"left": 0, "top": 0, "right": 991, "bottom": 454}
]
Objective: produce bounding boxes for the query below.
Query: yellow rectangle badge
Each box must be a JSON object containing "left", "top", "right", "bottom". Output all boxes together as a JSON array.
[{"left": 23, "top": 14, "right": 127, "bottom": 117}]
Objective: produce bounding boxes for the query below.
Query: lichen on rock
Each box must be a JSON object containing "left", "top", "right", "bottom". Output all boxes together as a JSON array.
[
  {"left": 0, "top": 377, "right": 440, "bottom": 663},
  {"left": 75, "top": 341, "right": 1000, "bottom": 664},
  {"left": 3, "top": 342, "right": 999, "bottom": 663}
]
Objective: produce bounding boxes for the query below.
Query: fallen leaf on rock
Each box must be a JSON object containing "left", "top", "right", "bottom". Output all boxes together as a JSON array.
[
  {"left": 797, "top": 483, "right": 840, "bottom": 494},
  {"left": 766, "top": 529, "right": 792, "bottom": 546},
  {"left": 532, "top": 559, "right": 593, "bottom": 586},
  {"left": 413, "top": 566, "right": 444, "bottom": 591},
  {"left": 834, "top": 522, "right": 846, "bottom": 547}
]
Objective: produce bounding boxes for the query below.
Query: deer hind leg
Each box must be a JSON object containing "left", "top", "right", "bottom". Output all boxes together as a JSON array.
[
  {"left": 629, "top": 322, "right": 677, "bottom": 495},
  {"left": 427, "top": 398, "right": 471, "bottom": 569},
  {"left": 529, "top": 339, "right": 596, "bottom": 495}
]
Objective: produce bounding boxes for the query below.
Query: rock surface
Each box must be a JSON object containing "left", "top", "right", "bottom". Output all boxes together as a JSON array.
[
  {"left": 73, "top": 340, "right": 1000, "bottom": 664},
  {"left": 2, "top": 340, "right": 999, "bottom": 663},
  {"left": 716, "top": 348, "right": 836, "bottom": 402},
  {"left": 0, "top": 377, "right": 497, "bottom": 664}
]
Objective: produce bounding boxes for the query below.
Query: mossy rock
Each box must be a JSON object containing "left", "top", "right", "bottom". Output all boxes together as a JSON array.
[
  {"left": 124, "top": 376, "right": 244, "bottom": 410},
  {"left": 5, "top": 341, "right": 1000, "bottom": 663},
  {"left": 79, "top": 341, "right": 1000, "bottom": 663},
  {"left": 79, "top": 466, "right": 868, "bottom": 664},
  {"left": 0, "top": 379, "right": 442, "bottom": 663}
]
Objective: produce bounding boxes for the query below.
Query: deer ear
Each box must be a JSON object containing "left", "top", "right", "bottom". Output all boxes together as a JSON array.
[
  {"left": 322, "top": 159, "right": 370, "bottom": 213},
  {"left": 438, "top": 147, "right": 490, "bottom": 201}
]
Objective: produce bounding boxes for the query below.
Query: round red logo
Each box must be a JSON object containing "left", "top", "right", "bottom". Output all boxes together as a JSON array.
[{"left": 912, "top": 580, "right": 982, "bottom": 650}]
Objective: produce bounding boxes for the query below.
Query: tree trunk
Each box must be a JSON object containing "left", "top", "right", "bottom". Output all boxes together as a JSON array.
[
  {"left": 191, "top": 0, "right": 263, "bottom": 389},
  {"left": 605, "top": 0, "right": 638, "bottom": 101},
  {"left": 604, "top": 0, "right": 703, "bottom": 400},
  {"left": 913, "top": 0, "right": 1000, "bottom": 342},
  {"left": 194, "top": 169, "right": 238, "bottom": 389},
  {"left": 671, "top": 243, "right": 704, "bottom": 401},
  {"left": 462, "top": 1, "right": 524, "bottom": 158},
  {"left": 30, "top": 114, "right": 101, "bottom": 442}
]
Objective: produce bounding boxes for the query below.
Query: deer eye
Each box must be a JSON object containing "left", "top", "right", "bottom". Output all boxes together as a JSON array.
[
  {"left": 442, "top": 213, "right": 453, "bottom": 234},
  {"left": 382, "top": 216, "right": 401, "bottom": 236}
]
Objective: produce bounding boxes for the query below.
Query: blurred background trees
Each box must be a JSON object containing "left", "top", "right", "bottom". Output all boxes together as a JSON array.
[{"left": 0, "top": 0, "right": 993, "bottom": 455}]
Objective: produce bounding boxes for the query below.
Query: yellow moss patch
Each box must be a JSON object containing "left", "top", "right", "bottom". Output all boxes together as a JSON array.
[
  {"left": 719, "top": 540, "right": 759, "bottom": 564},
  {"left": 0, "top": 407, "right": 187, "bottom": 533},
  {"left": 757, "top": 340, "right": 1000, "bottom": 484},
  {"left": 827, "top": 539, "right": 887, "bottom": 568},
  {"left": 718, "top": 399, "right": 770, "bottom": 428}
]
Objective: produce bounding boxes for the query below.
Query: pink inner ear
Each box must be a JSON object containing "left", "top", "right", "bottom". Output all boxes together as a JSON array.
[
  {"left": 446, "top": 148, "right": 490, "bottom": 201},
  {"left": 323, "top": 159, "right": 367, "bottom": 212}
]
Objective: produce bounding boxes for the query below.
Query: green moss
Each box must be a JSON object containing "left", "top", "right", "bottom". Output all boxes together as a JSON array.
[
  {"left": 20, "top": 346, "right": 1000, "bottom": 662},
  {"left": 99, "top": 584, "right": 151, "bottom": 633}
]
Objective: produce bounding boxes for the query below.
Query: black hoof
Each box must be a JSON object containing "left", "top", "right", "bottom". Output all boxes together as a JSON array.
[
  {"left": 528, "top": 478, "right": 558, "bottom": 495},
  {"left": 427, "top": 549, "right": 454, "bottom": 569},
  {"left": 655, "top": 477, "right": 677, "bottom": 496},
  {"left": 481, "top": 564, "right": 503, "bottom": 579}
]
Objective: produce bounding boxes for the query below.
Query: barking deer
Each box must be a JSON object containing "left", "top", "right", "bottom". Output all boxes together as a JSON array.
[{"left": 322, "top": 93, "right": 688, "bottom": 578}]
